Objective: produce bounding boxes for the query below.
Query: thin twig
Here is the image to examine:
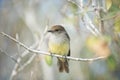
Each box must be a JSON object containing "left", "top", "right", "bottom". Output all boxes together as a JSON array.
[
  {"left": 10, "top": 33, "right": 39, "bottom": 80},
  {"left": 39, "top": 24, "right": 49, "bottom": 46},
  {"left": 17, "top": 54, "right": 36, "bottom": 72},
  {"left": 0, "top": 32, "right": 106, "bottom": 62},
  {"left": 67, "top": 0, "right": 101, "bottom": 36},
  {"left": 0, "top": 48, "right": 18, "bottom": 63}
]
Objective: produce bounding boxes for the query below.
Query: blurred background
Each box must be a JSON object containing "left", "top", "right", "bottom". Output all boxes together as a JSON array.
[{"left": 0, "top": 0, "right": 120, "bottom": 80}]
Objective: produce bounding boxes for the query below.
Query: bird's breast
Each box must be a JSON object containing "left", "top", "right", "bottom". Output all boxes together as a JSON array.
[{"left": 49, "top": 41, "right": 69, "bottom": 55}]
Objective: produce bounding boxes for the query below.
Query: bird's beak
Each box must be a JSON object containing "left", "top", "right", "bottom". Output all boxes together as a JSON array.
[{"left": 47, "top": 30, "right": 53, "bottom": 32}]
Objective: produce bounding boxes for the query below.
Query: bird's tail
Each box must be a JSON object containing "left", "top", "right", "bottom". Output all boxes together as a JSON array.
[{"left": 57, "top": 58, "right": 69, "bottom": 73}]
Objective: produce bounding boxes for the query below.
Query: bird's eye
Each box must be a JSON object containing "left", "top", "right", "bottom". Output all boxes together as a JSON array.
[{"left": 55, "top": 29, "right": 59, "bottom": 31}]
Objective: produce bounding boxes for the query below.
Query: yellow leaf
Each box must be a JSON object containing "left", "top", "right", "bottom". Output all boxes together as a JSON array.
[{"left": 106, "top": 0, "right": 112, "bottom": 10}]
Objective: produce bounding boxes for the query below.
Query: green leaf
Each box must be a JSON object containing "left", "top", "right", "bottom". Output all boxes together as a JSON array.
[
  {"left": 45, "top": 55, "right": 53, "bottom": 66},
  {"left": 109, "top": 3, "right": 120, "bottom": 12},
  {"left": 101, "top": 10, "right": 119, "bottom": 20},
  {"left": 107, "top": 55, "right": 116, "bottom": 70},
  {"left": 114, "top": 16, "right": 120, "bottom": 32},
  {"left": 68, "top": 1, "right": 78, "bottom": 13}
]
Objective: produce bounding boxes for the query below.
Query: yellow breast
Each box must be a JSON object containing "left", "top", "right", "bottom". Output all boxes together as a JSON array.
[{"left": 49, "top": 42, "right": 69, "bottom": 55}]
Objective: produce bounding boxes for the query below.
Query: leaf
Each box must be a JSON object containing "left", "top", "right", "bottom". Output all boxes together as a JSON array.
[
  {"left": 112, "top": 0, "right": 120, "bottom": 7},
  {"left": 86, "top": 36, "right": 111, "bottom": 57},
  {"left": 68, "top": 2, "right": 78, "bottom": 13},
  {"left": 101, "top": 10, "right": 120, "bottom": 21},
  {"left": 45, "top": 55, "right": 53, "bottom": 66},
  {"left": 114, "top": 16, "right": 120, "bottom": 32},
  {"left": 107, "top": 55, "right": 116, "bottom": 70},
  {"left": 106, "top": 0, "right": 112, "bottom": 10}
]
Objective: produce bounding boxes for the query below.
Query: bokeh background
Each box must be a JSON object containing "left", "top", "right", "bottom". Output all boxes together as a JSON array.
[{"left": 0, "top": 0, "right": 120, "bottom": 80}]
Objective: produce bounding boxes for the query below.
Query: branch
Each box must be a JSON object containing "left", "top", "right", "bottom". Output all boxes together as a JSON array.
[
  {"left": 67, "top": 0, "right": 101, "bottom": 36},
  {"left": 0, "top": 48, "right": 18, "bottom": 63},
  {"left": 10, "top": 33, "right": 39, "bottom": 79},
  {"left": 0, "top": 32, "right": 106, "bottom": 62},
  {"left": 10, "top": 23, "right": 48, "bottom": 79}
]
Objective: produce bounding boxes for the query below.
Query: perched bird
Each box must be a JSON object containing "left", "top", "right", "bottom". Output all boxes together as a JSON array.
[{"left": 47, "top": 25, "right": 70, "bottom": 73}]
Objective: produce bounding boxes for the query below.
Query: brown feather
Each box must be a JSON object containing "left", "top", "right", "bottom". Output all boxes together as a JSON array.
[{"left": 57, "top": 58, "right": 69, "bottom": 73}]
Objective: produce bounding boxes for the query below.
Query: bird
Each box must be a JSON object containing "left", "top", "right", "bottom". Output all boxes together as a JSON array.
[{"left": 47, "top": 25, "right": 70, "bottom": 73}]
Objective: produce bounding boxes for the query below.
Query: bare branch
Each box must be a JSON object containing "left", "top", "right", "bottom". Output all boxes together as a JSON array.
[
  {"left": 10, "top": 33, "right": 39, "bottom": 79},
  {"left": 0, "top": 48, "right": 18, "bottom": 63},
  {"left": 17, "top": 54, "right": 36, "bottom": 72},
  {"left": 0, "top": 32, "right": 106, "bottom": 62},
  {"left": 67, "top": 0, "right": 101, "bottom": 36}
]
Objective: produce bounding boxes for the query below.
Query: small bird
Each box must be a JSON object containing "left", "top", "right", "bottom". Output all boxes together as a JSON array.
[{"left": 47, "top": 25, "right": 70, "bottom": 73}]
